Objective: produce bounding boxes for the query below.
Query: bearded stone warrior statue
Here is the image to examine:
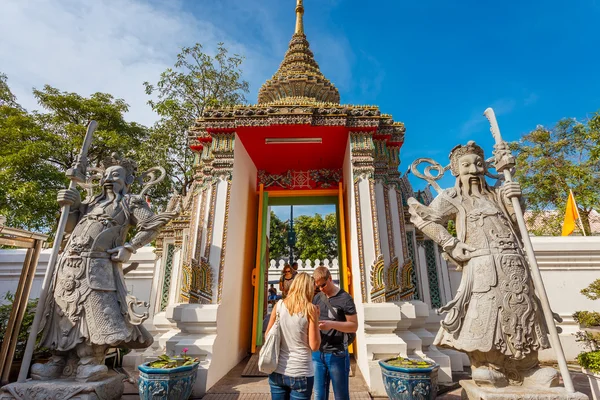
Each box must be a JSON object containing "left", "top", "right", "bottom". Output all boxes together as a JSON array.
[
  {"left": 407, "top": 141, "right": 558, "bottom": 389},
  {"left": 31, "top": 154, "right": 177, "bottom": 382}
]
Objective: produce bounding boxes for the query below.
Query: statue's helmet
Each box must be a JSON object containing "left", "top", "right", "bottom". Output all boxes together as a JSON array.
[
  {"left": 100, "top": 152, "right": 138, "bottom": 186},
  {"left": 449, "top": 141, "right": 485, "bottom": 177}
]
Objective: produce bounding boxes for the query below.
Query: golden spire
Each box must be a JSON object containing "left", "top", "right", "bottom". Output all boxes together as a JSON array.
[
  {"left": 295, "top": 0, "right": 304, "bottom": 34},
  {"left": 257, "top": 0, "right": 340, "bottom": 104}
]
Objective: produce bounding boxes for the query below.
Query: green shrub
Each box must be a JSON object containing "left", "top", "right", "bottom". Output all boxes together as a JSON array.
[
  {"left": 148, "top": 353, "right": 198, "bottom": 369},
  {"left": 581, "top": 279, "right": 600, "bottom": 301},
  {"left": 0, "top": 292, "right": 50, "bottom": 360},
  {"left": 577, "top": 350, "right": 600, "bottom": 373},
  {"left": 384, "top": 357, "right": 435, "bottom": 368},
  {"left": 573, "top": 311, "right": 600, "bottom": 327},
  {"left": 574, "top": 279, "right": 600, "bottom": 372}
]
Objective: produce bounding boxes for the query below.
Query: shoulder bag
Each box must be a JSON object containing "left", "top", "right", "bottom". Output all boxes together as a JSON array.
[{"left": 258, "top": 300, "right": 282, "bottom": 373}]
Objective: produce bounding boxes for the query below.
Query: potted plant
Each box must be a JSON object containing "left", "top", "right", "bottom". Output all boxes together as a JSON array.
[
  {"left": 379, "top": 356, "right": 439, "bottom": 400},
  {"left": 574, "top": 279, "right": 600, "bottom": 400},
  {"left": 138, "top": 348, "right": 199, "bottom": 400}
]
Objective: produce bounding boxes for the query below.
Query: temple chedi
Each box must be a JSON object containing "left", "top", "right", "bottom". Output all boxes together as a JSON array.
[{"left": 258, "top": 1, "right": 340, "bottom": 104}]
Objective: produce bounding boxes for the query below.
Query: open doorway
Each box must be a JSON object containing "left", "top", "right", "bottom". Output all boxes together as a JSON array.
[{"left": 250, "top": 186, "right": 351, "bottom": 353}]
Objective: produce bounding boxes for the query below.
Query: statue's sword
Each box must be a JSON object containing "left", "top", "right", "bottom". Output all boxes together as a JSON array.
[
  {"left": 483, "top": 108, "right": 574, "bottom": 393},
  {"left": 18, "top": 121, "right": 98, "bottom": 382}
]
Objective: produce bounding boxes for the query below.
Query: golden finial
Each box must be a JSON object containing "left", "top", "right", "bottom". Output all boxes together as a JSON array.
[{"left": 295, "top": 0, "right": 304, "bottom": 35}]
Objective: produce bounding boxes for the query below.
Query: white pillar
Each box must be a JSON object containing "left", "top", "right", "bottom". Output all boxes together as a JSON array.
[
  {"left": 362, "top": 303, "right": 406, "bottom": 397},
  {"left": 416, "top": 242, "right": 432, "bottom": 306}
]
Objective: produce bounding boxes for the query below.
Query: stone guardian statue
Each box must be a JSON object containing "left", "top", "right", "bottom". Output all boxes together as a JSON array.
[
  {"left": 407, "top": 141, "right": 559, "bottom": 389},
  {"left": 31, "top": 153, "right": 178, "bottom": 382}
]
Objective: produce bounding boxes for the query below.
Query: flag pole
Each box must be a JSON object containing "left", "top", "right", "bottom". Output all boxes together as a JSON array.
[
  {"left": 484, "top": 108, "right": 575, "bottom": 393},
  {"left": 570, "top": 189, "right": 587, "bottom": 236}
]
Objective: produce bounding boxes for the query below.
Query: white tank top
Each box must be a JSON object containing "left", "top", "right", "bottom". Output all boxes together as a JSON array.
[{"left": 274, "top": 301, "right": 314, "bottom": 377}]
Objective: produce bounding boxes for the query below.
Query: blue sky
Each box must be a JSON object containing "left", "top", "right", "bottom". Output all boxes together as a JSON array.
[{"left": 2, "top": 0, "right": 599, "bottom": 191}]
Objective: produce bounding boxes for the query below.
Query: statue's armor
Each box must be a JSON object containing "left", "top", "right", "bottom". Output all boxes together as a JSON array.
[
  {"left": 40, "top": 195, "right": 153, "bottom": 352},
  {"left": 410, "top": 187, "right": 550, "bottom": 360}
]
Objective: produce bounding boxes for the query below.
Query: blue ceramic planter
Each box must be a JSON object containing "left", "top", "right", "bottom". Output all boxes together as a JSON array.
[
  {"left": 138, "top": 361, "right": 199, "bottom": 400},
  {"left": 378, "top": 358, "right": 439, "bottom": 400}
]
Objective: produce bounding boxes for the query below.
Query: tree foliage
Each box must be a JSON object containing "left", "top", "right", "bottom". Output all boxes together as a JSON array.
[
  {"left": 0, "top": 41, "right": 249, "bottom": 233},
  {"left": 294, "top": 213, "right": 338, "bottom": 261},
  {"left": 0, "top": 73, "right": 18, "bottom": 108},
  {"left": 143, "top": 43, "right": 249, "bottom": 197},
  {"left": 268, "top": 211, "right": 289, "bottom": 260},
  {"left": 511, "top": 112, "right": 600, "bottom": 235},
  {"left": 0, "top": 91, "right": 61, "bottom": 231},
  {"left": 0, "top": 77, "right": 151, "bottom": 232},
  {"left": 268, "top": 211, "right": 339, "bottom": 261}
]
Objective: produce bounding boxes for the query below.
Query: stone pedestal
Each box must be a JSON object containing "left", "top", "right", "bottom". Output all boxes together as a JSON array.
[
  {"left": 460, "top": 380, "right": 589, "bottom": 400},
  {"left": 0, "top": 372, "right": 125, "bottom": 400},
  {"left": 403, "top": 300, "right": 452, "bottom": 383},
  {"left": 362, "top": 303, "right": 407, "bottom": 397},
  {"left": 164, "top": 303, "right": 217, "bottom": 398}
]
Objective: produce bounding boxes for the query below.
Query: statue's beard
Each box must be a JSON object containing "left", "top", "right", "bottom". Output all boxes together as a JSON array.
[
  {"left": 92, "top": 184, "right": 125, "bottom": 207},
  {"left": 459, "top": 176, "right": 487, "bottom": 198}
]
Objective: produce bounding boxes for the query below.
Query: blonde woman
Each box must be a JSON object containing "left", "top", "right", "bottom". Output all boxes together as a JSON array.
[{"left": 265, "top": 272, "right": 321, "bottom": 400}]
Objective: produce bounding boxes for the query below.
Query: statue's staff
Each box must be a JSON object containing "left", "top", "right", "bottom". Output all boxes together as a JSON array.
[
  {"left": 18, "top": 121, "right": 98, "bottom": 382},
  {"left": 483, "top": 108, "right": 574, "bottom": 393}
]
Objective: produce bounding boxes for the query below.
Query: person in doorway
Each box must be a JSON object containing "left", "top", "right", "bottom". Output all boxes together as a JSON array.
[
  {"left": 311, "top": 266, "right": 358, "bottom": 400},
  {"left": 279, "top": 264, "right": 296, "bottom": 298},
  {"left": 265, "top": 273, "right": 321, "bottom": 400},
  {"left": 268, "top": 284, "right": 279, "bottom": 304}
]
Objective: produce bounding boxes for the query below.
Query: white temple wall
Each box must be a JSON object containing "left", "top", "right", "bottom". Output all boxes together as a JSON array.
[
  {"left": 344, "top": 137, "right": 370, "bottom": 384},
  {"left": 389, "top": 188, "right": 405, "bottom": 263},
  {"left": 0, "top": 247, "right": 156, "bottom": 305},
  {"left": 209, "top": 134, "right": 258, "bottom": 389},
  {"left": 446, "top": 236, "right": 600, "bottom": 362},
  {"left": 375, "top": 182, "right": 390, "bottom": 267},
  {"left": 0, "top": 247, "right": 158, "bottom": 332},
  {"left": 208, "top": 179, "right": 229, "bottom": 298},
  {"left": 358, "top": 178, "right": 377, "bottom": 294}
]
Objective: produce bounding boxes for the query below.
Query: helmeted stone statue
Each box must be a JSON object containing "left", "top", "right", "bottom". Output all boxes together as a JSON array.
[
  {"left": 407, "top": 141, "right": 558, "bottom": 389},
  {"left": 31, "top": 154, "right": 177, "bottom": 382}
]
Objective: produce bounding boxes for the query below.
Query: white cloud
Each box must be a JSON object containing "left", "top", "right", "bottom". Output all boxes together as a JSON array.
[
  {"left": 0, "top": 0, "right": 260, "bottom": 126},
  {"left": 0, "top": 0, "right": 356, "bottom": 126}
]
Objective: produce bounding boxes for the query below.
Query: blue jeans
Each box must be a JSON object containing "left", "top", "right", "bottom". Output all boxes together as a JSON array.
[
  {"left": 312, "top": 350, "right": 350, "bottom": 400},
  {"left": 268, "top": 372, "right": 314, "bottom": 400}
]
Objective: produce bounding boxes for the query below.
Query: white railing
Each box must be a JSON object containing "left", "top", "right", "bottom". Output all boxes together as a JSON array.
[{"left": 267, "top": 258, "right": 339, "bottom": 284}]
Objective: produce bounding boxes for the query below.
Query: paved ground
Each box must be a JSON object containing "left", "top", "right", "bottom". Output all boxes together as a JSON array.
[{"left": 120, "top": 360, "right": 595, "bottom": 399}]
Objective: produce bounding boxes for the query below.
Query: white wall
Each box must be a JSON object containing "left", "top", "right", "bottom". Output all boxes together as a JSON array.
[
  {"left": 209, "top": 135, "right": 257, "bottom": 388},
  {"left": 344, "top": 136, "right": 372, "bottom": 387},
  {"left": 446, "top": 236, "right": 600, "bottom": 361},
  {"left": 0, "top": 246, "right": 156, "bottom": 306}
]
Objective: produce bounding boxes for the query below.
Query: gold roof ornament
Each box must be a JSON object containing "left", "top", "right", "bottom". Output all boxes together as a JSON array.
[{"left": 258, "top": 0, "right": 340, "bottom": 104}]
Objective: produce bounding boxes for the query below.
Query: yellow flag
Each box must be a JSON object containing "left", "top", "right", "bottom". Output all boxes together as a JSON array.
[{"left": 561, "top": 190, "right": 579, "bottom": 236}]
